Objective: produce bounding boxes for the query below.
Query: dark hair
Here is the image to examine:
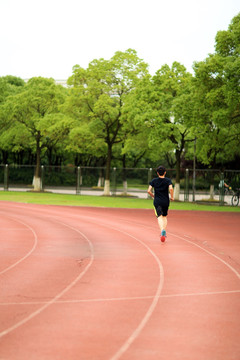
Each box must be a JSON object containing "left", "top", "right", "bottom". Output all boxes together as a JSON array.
[{"left": 157, "top": 166, "right": 166, "bottom": 176}]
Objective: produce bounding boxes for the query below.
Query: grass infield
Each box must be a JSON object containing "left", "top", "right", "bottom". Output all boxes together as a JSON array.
[{"left": 0, "top": 191, "right": 240, "bottom": 212}]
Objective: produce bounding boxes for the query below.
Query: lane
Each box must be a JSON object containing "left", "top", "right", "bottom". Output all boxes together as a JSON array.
[
  {"left": 62, "top": 206, "right": 240, "bottom": 360},
  {"left": 97, "top": 208, "right": 240, "bottom": 360},
  {"left": 0, "top": 214, "right": 37, "bottom": 275},
  {"left": 0, "top": 203, "right": 163, "bottom": 359},
  {"left": 0, "top": 207, "right": 94, "bottom": 339},
  {"left": 0, "top": 202, "right": 239, "bottom": 359}
]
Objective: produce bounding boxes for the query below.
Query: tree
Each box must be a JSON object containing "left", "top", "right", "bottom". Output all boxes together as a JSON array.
[
  {"left": 0, "top": 76, "right": 25, "bottom": 163},
  {"left": 123, "top": 62, "right": 194, "bottom": 199},
  {"left": 192, "top": 13, "right": 240, "bottom": 168},
  {"left": 0, "top": 76, "right": 25, "bottom": 105},
  {"left": 66, "top": 49, "right": 149, "bottom": 195},
  {"left": 1, "top": 77, "right": 71, "bottom": 190}
]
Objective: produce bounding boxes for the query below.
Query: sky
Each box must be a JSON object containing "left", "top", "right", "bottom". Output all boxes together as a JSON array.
[{"left": 0, "top": 0, "right": 239, "bottom": 80}]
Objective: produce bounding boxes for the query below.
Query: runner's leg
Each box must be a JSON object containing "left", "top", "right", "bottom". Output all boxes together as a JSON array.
[
  {"left": 157, "top": 215, "right": 167, "bottom": 232},
  {"left": 162, "top": 216, "right": 167, "bottom": 231}
]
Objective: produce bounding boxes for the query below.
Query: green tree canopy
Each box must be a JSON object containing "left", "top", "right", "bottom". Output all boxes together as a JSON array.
[
  {"left": 0, "top": 76, "right": 25, "bottom": 104},
  {"left": 123, "top": 62, "right": 194, "bottom": 198},
  {"left": 1, "top": 77, "right": 70, "bottom": 190},
  {"left": 192, "top": 13, "right": 240, "bottom": 167},
  {"left": 65, "top": 49, "right": 149, "bottom": 194}
]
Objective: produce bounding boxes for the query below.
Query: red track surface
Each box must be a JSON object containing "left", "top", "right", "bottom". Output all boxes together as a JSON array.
[{"left": 0, "top": 201, "right": 240, "bottom": 360}]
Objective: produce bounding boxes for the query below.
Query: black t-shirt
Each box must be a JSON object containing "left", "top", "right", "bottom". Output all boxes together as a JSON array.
[{"left": 149, "top": 177, "right": 172, "bottom": 206}]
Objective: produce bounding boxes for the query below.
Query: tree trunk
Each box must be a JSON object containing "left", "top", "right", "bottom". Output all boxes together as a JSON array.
[
  {"left": 103, "top": 144, "right": 112, "bottom": 195},
  {"left": 33, "top": 135, "right": 41, "bottom": 191},
  {"left": 209, "top": 184, "right": 215, "bottom": 200},
  {"left": 2, "top": 150, "right": 8, "bottom": 164},
  {"left": 122, "top": 154, "right": 128, "bottom": 195},
  {"left": 97, "top": 168, "right": 104, "bottom": 187},
  {"left": 209, "top": 171, "right": 215, "bottom": 200},
  {"left": 174, "top": 150, "right": 181, "bottom": 200}
]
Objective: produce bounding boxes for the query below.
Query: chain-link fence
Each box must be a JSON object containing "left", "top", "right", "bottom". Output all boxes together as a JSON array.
[
  {"left": 0, "top": 164, "right": 239, "bottom": 205},
  {"left": 184, "top": 168, "right": 240, "bottom": 205}
]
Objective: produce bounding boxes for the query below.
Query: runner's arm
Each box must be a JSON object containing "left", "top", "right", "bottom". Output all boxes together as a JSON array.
[
  {"left": 169, "top": 184, "right": 174, "bottom": 201},
  {"left": 147, "top": 185, "right": 154, "bottom": 199}
]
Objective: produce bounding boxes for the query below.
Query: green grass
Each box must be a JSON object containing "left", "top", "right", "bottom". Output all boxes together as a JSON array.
[{"left": 0, "top": 191, "right": 240, "bottom": 212}]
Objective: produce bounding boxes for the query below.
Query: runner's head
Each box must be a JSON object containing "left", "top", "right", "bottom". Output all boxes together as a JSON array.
[{"left": 157, "top": 166, "right": 166, "bottom": 176}]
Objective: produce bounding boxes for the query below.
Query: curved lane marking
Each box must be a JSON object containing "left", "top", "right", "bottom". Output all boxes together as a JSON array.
[
  {"left": 116, "top": 217, "right": 240, "bottom": 280},
  {"left": 105, "top": 225, "right": 164, "bottom": 360},
  {"left": 2, "top": 204, "right": 239, "bottom": 358},
  {"left": 168, "top": 232, "right": 240, "bottom": 280},
  {"left": 0, "top": 215, "right": 38, "bottom": 275},
  {"left": 0, "top": 220, "right": 94, "bottom": 339}
]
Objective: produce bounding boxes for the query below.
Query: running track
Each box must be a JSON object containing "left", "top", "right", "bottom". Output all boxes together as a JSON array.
[{"left": 0, "top": 201, "right": 240, "bottom": 360}]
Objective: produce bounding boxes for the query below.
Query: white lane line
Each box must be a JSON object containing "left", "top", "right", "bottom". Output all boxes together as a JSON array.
[
  {"left": 104, "top": 220, "right": 240, "bottom": 359},
  {"left": 117, "top": 218, "right": 240, "bottom": 281},
  {"left": 106, "top": 226, "right": 164, "bottom": 360},
  {"left": 168, "top": 232, "right": 240, "bottom": 280},
  {"left": 55, "top": 213, "right": 165, "bottom": 359},
  {"left": 0, "top": 215, "right": 38, "bottom": 275},
  {"left": 59, "top": 214, "right": 240, "bottom": 360},
  {"left": 1, "top": 289, "right": 240, "bottom": 306},
  {"left": 3, "top": 204, "right": 239, "bottom": 357},
  {"left": 0, "top": 221, "right": 94, "bottom": 339}
]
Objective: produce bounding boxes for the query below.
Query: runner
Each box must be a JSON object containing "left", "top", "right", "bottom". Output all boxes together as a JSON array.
[{"left": 147, "top": 166, "right": 174, "bottom": 242}]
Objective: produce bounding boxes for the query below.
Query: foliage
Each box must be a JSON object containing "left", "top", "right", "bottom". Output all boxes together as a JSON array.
[
  {"left": 0, "top": 13, "right": 240, "bottom": 182},
  {"left": 192, "top": 13, "right": 240, "bottom": 167},
  {"left": 64, "top": 49, "right": 149, "bottom": 194},
  {"left": 0, "top": 77, "right": 71, "bottom": 188},
  {"left": 123, "top": 62, "right": 195, "bottom": 185},
  {"left": 0, "top": 76, "right": 25, "bottom": 104}
]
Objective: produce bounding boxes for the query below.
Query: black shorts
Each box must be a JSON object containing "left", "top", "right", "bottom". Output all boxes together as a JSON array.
[{"left": 154, "top": 204, "right": 169, "bottom": 217}]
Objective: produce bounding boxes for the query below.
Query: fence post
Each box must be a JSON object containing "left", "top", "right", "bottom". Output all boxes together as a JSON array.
[
  {"left": 184, "top": 168, "right": 189, "bottom": 202},
  {"left": 41, "top": 165, "right": 44, "bottom": 191},
  {"left": 4, "top": 164, "right": 9, "bottom": 191},
  {"left": 111, "top": 167, "right": 117, "bottom": 196},
  {"left": 76, "top": 166, "right": 81, "bottom": 195},
  {"left": 192, "top": 137, "right": 196, "bottom": 201},
  {"left": 148, "top": 168, "right": 152, "bottom": 182},
  {"left": 147, "top": 168, "right": 152, "bottom": 199},
  {"left": 219, "top": 172, "right": 225, "bottom": 206}
]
